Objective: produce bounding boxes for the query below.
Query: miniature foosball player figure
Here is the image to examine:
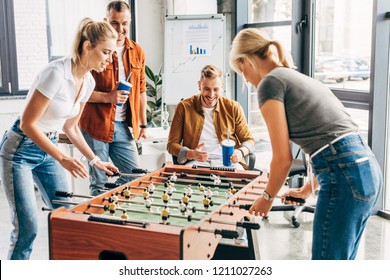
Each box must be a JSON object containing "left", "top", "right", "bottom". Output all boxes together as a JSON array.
[
  {"left": 197, "top": 183, "right": 205, "bottom": 191},
  {"left": 162, "top": 191, "right": 169, "bottom": 204},
  {"left": 142, "top": 188, "right": 150, "bottom": 200},
  {"left": 229, "top": 185, "right": 237, "bottom": 195},
  {"left": 204, "top": 187, "right": 213, "bottom": 199},
  {"left": 211, "top": 174, "right": 221, "bottom": 186},
  {"left": 108, "top": 200, "right": 117, "bottom": 216},
  {"left": 178, "top": 201, "right": 187, "bottom": 214},
  {"left": 121, "top": 210, "right": 128, "bottom": 219},
  {"left": 202, "top": 195, "right": 210, "bottom": 209},
  {"left": 182, "top": 193, "right": 190, "bottom": 206},
  {"left": 161, "top": 206, "right": 170, "bottom": 224},
  {"left": 166, "top": 184, "right": 175, "bottom": 196},
  {"left": 185, "top": 185, "right": 193, "bottom": 198},
  {"left": 121, "top": 186, "right": 131, "bottom": 199},
  {"left": 164, "top": 180, "right": 172, "bottom": 188},
  {"left": 226, "top": 189, "right": 233, "bottom": 198},
  {"left": 147, "top": 181, "right": 155, "bottom": 194},
  {"left": 110, "top": 193, "right": 119, "bottom": 204},
  {"left": 169, "top": 172, "right": 177, "bottom": 182},
  {"left": 144, "top": 198, "right": 152, "bottom": 210}
]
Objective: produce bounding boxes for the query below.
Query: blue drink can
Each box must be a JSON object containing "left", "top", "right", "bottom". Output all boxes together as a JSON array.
[
  {"left": 117, "top": 80, "right": 132, "bottom": 106},
  {"left": 222, "top": 139, "right": 235, "bottom": 166}
]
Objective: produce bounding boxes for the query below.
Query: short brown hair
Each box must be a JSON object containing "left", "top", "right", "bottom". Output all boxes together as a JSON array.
[
  {"left": 200, "top": 64, "right": 223, "bottom": 81},
  {"left": 106, "top": 0, "right": 130, "bottom": 16}
]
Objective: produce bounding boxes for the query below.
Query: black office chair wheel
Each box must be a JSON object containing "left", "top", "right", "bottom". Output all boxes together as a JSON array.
[{"left": 291, "top": 216, "right": 300, "bottom": 228}]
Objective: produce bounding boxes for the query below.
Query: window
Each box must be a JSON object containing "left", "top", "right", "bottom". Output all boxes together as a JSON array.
[
  {"left": 313, "top": 0, "right": 373, "bottom": 92},
  {"left": 0, "top": 0, "right": 134, "bottom": 96},
  {"left": 245, "top": 0, "right": 294, "bottom": 141}
]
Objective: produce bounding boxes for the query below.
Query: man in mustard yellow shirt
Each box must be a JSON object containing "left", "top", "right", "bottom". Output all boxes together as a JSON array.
[{"left": 167, "top": 64, "right": 255, "bottom": 170}]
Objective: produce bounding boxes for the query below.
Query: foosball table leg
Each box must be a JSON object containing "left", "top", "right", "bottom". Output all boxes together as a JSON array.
[{"left": 211, "top": 216, "right": 260, "bottom": 260}]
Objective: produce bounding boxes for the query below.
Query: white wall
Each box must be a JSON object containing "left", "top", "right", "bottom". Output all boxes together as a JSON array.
[
  {"left": 0, "top": 0, "right": 217, "bottom": 136},
  {"left": 136, "top": 0, "right": 165, "bottom": 73}
]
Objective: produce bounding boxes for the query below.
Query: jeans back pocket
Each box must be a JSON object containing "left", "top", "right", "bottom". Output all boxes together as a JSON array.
[{"left": 339, "top": 156, "right": 380, "bottom": 201}]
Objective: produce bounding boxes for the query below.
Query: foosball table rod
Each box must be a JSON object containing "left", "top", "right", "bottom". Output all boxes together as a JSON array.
[
  {"left": 106, "top": 168, "right": 149, "bottom": 178},
  {"left": 238, "top": 196, "right": 307, "bottom": 211},
  {"left": 43, "top": 206, "right": 151, "bottom": 228},
  {"left": 196, "top": 227, "right": 239, "bottom": 239},
  {"left": 160, "top": 171, "right": 253, "bottom": 183},
  {"left": 107, "top": 183, "right": 228, "bottom": 199},
  {"left": 204, "top": 218, "right": 261, "bottom": 230},
  {"left": 148, "top": 176, "right": 246, "bottom": 189},
  {"left": 102, "top": 196, "right": 211, "bottom": 214},
  {"left": 87, "top": 203, "right": 201, "bottom": 222}
]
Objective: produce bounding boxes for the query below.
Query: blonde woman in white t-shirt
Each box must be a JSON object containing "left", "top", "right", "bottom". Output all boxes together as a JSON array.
[{"left": 0, "top": 18, "right": 119, "bottom": 260}]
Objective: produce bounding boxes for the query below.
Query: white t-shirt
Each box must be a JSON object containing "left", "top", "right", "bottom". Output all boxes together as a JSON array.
[
  {"left": 115, "top": 46, "right": 127, "bottom": 121},
  {"left": 198, "top": 107, "right": 222, "bottom": 159},
  {"left": 23, "top": 57, "right": 95, "bottom": 133},
  {"left": 186, "top": 106, "right": 244, "bottom": 170}
]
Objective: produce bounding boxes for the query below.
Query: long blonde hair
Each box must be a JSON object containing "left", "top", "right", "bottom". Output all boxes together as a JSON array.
[
  {"left": 71, "top": 17, "right": 117, "bottom": 66},
  {"left": 229, "top": 28, "right": 295, "bottom": 74}
]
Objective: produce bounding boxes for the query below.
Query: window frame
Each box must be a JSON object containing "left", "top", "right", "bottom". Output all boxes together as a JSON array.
[
  {"left": 0, "top": 0, "right": 136, "bottom": 97},
  {"left": 234, "top": 0, "right": 390, "bottom": 215},
  {"left": 0, "top": 0, "right": 19, "bottom": 96}
]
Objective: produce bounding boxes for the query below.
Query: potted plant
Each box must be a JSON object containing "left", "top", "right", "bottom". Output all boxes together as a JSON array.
[{"left": 145, "top": 65, "right": 163, "bottom": 127}]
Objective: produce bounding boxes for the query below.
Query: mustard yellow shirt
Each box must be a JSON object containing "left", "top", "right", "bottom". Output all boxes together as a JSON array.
[{"left": 167, "top": 94, "right": 255, "bottom": 166}]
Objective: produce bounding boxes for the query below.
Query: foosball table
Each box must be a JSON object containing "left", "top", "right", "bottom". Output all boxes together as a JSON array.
[{"left": 48, "top": 163, "right": 268, "bottom": 260}]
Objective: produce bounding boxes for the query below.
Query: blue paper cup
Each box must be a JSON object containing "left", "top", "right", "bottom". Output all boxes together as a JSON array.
[
  {"left": 222, "top": 139, "right": 235, "bottom": 166},
  {"left": 117, "top": 80, "right": 132, "bottom": 106}
]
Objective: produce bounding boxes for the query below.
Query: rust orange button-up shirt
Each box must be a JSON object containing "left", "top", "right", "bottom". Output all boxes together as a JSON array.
[{"left": 79, "top": 38, "right": 146, "bottom": 142}]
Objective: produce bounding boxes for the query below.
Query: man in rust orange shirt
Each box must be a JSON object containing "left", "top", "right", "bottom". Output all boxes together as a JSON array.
[{"left": 79, "top": 1, "right": 148, "bottom": 196}]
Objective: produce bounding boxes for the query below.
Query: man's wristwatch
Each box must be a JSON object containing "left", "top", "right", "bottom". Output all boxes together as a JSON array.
[{"left": 263, "top": 190, "right": 275, "bottom": 201}]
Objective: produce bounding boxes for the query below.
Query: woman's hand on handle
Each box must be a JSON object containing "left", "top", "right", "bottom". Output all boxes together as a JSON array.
[
  {"left": 59, "top": 156, "right": 89, "bottom": 178},
  {"left": 93, "top": 161, "right": 119, "bottom": 176},
  {"left": 249, "top": 196, "right": 273, "bottom": 217}
]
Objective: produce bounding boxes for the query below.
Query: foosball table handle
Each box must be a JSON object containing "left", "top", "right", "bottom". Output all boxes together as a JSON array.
[
  {"left": 55, "top": 191, "right": 73, "bottom": 198},
  {"left": 236, "top": 221, "right": 261, "bottom": 230},
  {"left": 284, "top": 196, "right": 306, "bottom": 204},
  {"left": 107, "top": 169, "right": 149, "bottom": 177},
  {"left": 104, "top": 182, "right": 119, "bottom": 189},
  {"left": 239, "top": 204, "right": 252, "bottom": 211},
  {"left": 132, "top": 168, "right": 148, "bottom": 174},
  {"left": 214, "top": 229, "right": 239, "bottom": 239}
]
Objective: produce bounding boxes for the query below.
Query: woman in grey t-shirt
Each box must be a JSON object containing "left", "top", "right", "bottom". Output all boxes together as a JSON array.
[{"left": 229, "top": 28, "right": 382, "bottom": 260}]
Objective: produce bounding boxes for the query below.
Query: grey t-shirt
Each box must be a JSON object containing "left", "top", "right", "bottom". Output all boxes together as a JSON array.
[{"left": 257, "top": 67, "right": 359, "bottom": 155}]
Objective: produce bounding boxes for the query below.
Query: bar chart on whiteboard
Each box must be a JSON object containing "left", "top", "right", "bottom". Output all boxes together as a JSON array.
[{"left": 164, "top": 15, "right": 226, "bottom": 105}]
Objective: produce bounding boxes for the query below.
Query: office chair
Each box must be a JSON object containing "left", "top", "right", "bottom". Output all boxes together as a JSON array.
[
  {"left": 270, "top": 149, "right": 316, "bottom": 228},
  {"left": 171, "top": 152, "right": 256, "bottom": 170}
]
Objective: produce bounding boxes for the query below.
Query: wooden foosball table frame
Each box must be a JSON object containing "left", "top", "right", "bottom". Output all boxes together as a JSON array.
[{"left": 48, "top": 163, "right": 267, "bottom": 260}]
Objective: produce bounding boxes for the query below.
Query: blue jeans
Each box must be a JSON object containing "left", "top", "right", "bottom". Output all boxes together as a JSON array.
[
  {"left": 81, "top": 121, "right": 140, "bottom": 196},
  {"left": 0, "top": 119, "right": 70, "bottom": 260},
  {"left": 310, "top": 134, "right": 382, "bottom": 260}
]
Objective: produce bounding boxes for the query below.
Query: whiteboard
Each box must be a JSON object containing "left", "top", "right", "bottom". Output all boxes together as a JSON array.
[{"left": 163, "top": 15, "right": 226, "bottom": 105}]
